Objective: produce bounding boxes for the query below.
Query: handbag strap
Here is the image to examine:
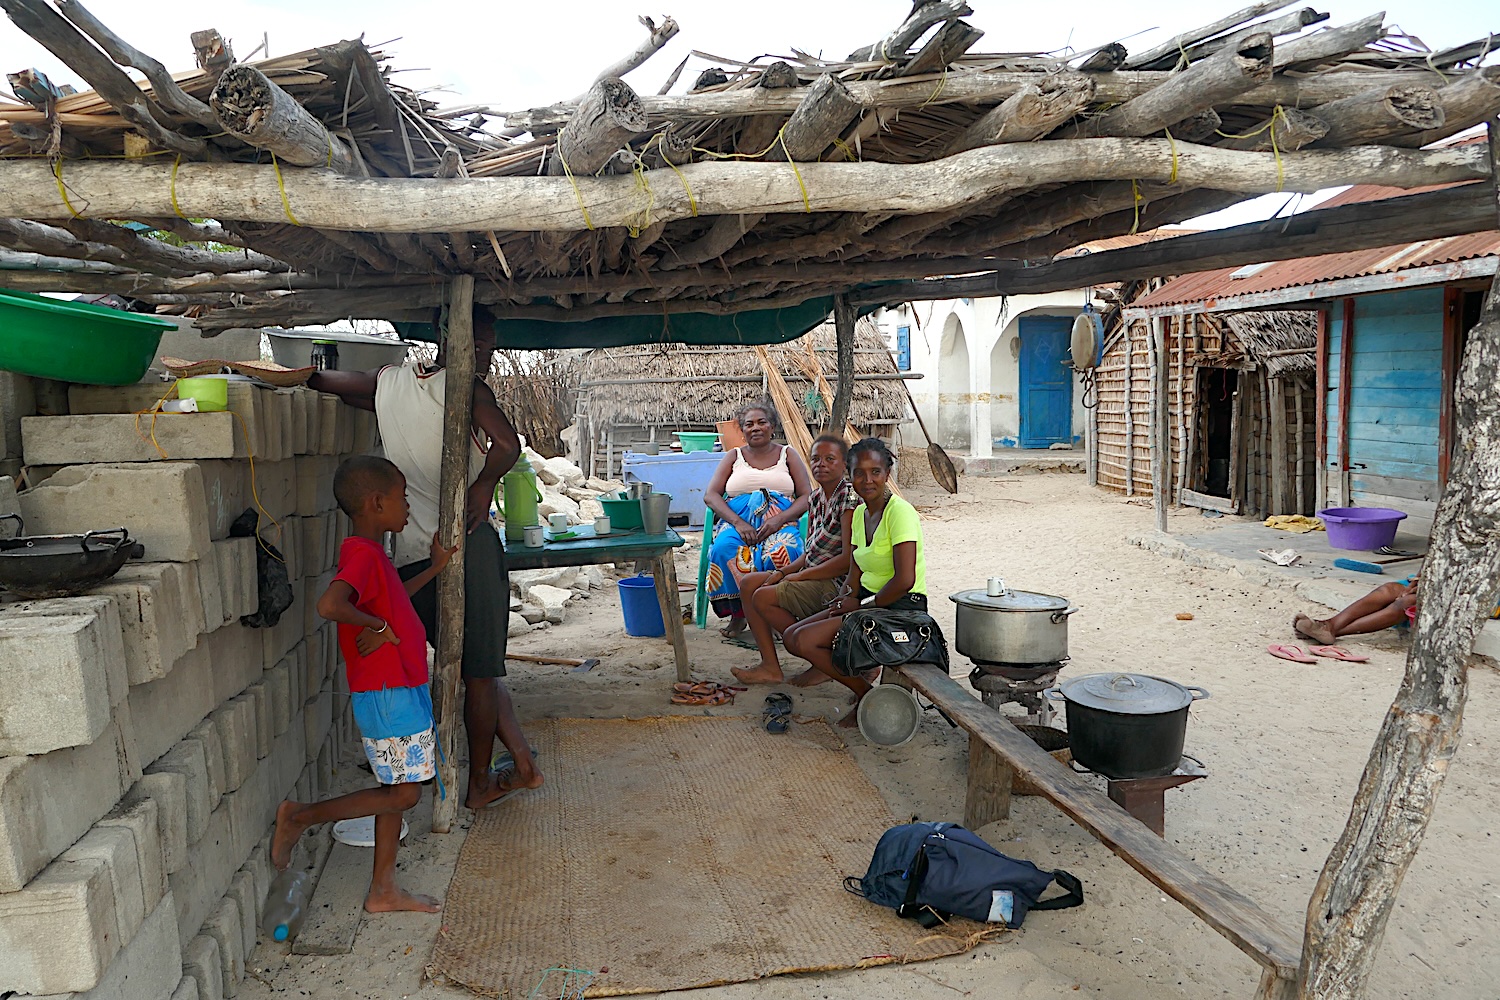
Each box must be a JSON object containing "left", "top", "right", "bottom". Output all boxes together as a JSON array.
[
  {"left": 1030, "top": 869, "right": 1085, "bottom": 911},
  {"left": 859, "top": 617, "right": 937, "bottom": 668}
]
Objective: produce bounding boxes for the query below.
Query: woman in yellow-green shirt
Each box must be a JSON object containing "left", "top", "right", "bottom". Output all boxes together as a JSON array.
[{"left": 783, "top": 438, "right": 926, "bottom": 726}]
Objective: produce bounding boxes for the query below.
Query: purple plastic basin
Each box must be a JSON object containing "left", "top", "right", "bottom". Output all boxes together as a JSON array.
[{"left": 1318, "top": 507, "right": 1407, "bottom": 551}]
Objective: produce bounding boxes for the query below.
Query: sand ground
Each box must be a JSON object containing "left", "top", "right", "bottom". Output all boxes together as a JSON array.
[{"left": 238, "top": 474, "right": 1499, "bottom": 1000}]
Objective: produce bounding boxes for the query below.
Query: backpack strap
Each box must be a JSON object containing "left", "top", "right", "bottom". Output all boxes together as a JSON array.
[
  {"left": 896, "top": 844, "right": 947, "bottom": 928},
  {"left": 1030, "top": 869, "right": 1085, "bottom": 912}
]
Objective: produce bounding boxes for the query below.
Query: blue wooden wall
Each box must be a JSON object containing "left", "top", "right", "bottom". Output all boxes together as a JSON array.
[{"left": 1325, "top": 286, "right": 1445, "bottom": 513}]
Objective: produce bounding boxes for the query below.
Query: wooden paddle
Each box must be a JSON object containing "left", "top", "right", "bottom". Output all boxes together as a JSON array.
[{"left": 897, "top": 378, "right": 959, "bottom": 494}]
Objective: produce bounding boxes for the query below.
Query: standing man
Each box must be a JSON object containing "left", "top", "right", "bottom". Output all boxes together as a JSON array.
[{"left": 309, "top": 304, "right": 541, "bottom": 810}]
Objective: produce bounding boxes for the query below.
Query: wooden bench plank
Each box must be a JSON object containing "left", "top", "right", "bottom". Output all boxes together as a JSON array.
[{"left": 899, "top": 663, "right": 1302, "bottom": 981}]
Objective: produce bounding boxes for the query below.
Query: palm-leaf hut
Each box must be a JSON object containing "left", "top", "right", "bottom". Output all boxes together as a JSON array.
[{"left": 575, "top": 317, "right": 909, "bottom": 478}]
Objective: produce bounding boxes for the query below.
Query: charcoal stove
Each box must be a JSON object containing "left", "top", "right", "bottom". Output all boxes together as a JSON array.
[{"left": 968, "top": 660, "right": 1065, "bottom": 726}]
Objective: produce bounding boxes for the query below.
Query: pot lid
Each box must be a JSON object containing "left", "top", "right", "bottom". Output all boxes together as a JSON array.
[
  {"left": 950, "top": 588, "right": 1068, "bottom": 612},
  {"left": 1059, "top": 673, "right": 1192, "bottom": 713}
]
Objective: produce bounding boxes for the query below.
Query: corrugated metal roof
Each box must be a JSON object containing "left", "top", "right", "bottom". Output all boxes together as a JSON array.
[{"left": 1131, "top": 182, "right": 1500, "bottom": 310}]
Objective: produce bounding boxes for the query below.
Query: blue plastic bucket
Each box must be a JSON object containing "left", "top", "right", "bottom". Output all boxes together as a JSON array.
[{"left": 617, "top": 575, "right": 665, "bottom": 637}]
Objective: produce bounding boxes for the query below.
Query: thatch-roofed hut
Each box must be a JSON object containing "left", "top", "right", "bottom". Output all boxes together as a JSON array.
[
  {"left": 575, "top": 318, "right": 909, "bottom": 478},
  {"left": 1094, "top": 308, "right": 1316, "bottom": 519}
]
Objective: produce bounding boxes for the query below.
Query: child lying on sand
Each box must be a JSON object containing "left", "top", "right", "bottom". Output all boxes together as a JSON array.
[{"left": 1294, "top": 577, "right": 1419, "bottom": 646}]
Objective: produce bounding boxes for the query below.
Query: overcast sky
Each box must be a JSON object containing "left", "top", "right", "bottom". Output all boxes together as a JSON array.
[{"left": 3, "top": 0, "right": 1496, "bottom": 230}]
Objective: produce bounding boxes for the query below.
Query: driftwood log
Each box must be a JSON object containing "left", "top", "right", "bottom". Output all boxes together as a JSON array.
[
  {"left": 1167, "top": 6, "right": 1327, "bottom": 68},
  {"left": 1273, "top": 11, "right": 1387, "bottom": 68},
  {"left": 0, "top": 142, "right": 1481, "bottom": 233},
  {"left": 1388, "top": 67, "right": 1500, "bottom": 149},
  {"left": 55, "top": 0, "right": 217, "bottom": 127},
  {"left": 848, "top": 0, "right": 972, "bottom": 63},
  {"left": 946, "top": 73, "right": 1096, "bottom": 152},
  {"left": 210, "top": 65, "right": 357, "bottom": 173},
  {"left": 431, "top": 274, "right": 476, "bottom": 836},
  {"left": 1121, "top": 0, "right": 1295, "bottom": 69},
  {"left": 1215, "top": 107, "right": 1328, "bottom": 151},
  {"left": 546, "top": 78, "right": 648, "bottom": 177},
  {"left": 570, "top": 15, "right": 679, "bottom": 103},
  {"left": 1308, "top": 85, "right": 1445, "bottom": 148},
  {"left": 1300, "top": 267, "right": 1500, "bottom": 999}
]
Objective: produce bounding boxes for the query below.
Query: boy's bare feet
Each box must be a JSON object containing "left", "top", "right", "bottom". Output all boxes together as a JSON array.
[
  {"left": 732, "top": 662, "right": 784, "bottom": 685},
  {"left": 271, "top": 800, "right": 304, "bottom": 871},
  {"left": 495, "top": 765, "right": 544, "bottom": 797},
  {"left": 787, "top": 667, "right": 832, "bottom": 688},
  {"left": 365, "top": 886, "right": 441, "bottom": 913},
  {"left": 837, "top": 710, "right": 861, "bottom": 729}
]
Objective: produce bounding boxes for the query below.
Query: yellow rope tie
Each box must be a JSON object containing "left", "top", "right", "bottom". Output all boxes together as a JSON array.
[
  {"left": 778, "top": 127, "right": 812, "bottom": 213},
  {"left": 51, "top": 158, "right": 83, "bottom": 218},
  {"left": 269, "top": 153, "right": 302, "bottom": 226},
  {"left": 629, "top": 156, "right": 656, "bottom": 237},
  {"left": 1130, "top": 178, "right": 1143, "bottom": 235},
  {"left": 1163, "top": 126, "right": 1179, "bottom": 184},
  {"left": 916, "top": 65, "right": 949, "bottom": 111},
  {"left": 169, "top": 155, "right": 188, "bottom": 219},
  {"left": 830, "top": 137, "right": 859, "bottom": 162},
  {"left": 660, "top": 149, "right": 698, "bottom": 217},
  {"left": 554, "top": 147, "right": 595, "bottom": 231},
  {"left": 1269, "top": 107, "right": 1284, "bottom": 193}
]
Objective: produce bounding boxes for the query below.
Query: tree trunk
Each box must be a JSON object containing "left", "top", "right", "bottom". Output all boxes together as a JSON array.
[
  {"left": 1121, "top": 0, "right": 1294, "bottom": 68},
  {"left": 0, "top": 142, "right": 1480, "bottom": 233},
  {"left": 945, "top": 73, "right": 1096, "bottom": 153},
  {"left": 431, "top": 274, "right": 476, "bottom": 835},
  {"left": 1273, "top": 12, "right": 1387, "bottom": 69},
  {"left": 1309, "top": 85, "right": 1445, "bottom": 148},
  {"left": 1216, "top": 107, "right": 1328, "bottom": 151},
  {"left": 830, "top": 294, "right": 857, "bottom": 433},
  {"left": 1388, "top": 67, "right": 1500, "bottom": 149},
  {"left": 774, "top": 73, "right": 864, "bottom": 161},
  {"left": 55, "top": 0, "right": 217, "bottom": 126},
  {"left": 1077, "top": 33, "right": 1274, "bottom": 138},
  {"left": 209, "top": 64, "right": 358, "bottom": 173},
  {"left": 546, "top": 78, "right": 648, "bottom": 178},
  {"left": 1301, "top": 265, "right": 1500, "bottom": 995}
]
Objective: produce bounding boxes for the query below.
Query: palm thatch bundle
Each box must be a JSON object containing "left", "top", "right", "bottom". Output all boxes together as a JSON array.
[
  {"left": 577, "top": 317, "right": 906, "bottom": 431},
  {"left": 1221, "top": 311, "right": 1318, "bottom": 375}
]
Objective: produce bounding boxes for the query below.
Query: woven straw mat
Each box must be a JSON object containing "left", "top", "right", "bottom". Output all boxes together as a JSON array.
[{"left": 427, "top": 715, "right": 985, "bottom": 997}]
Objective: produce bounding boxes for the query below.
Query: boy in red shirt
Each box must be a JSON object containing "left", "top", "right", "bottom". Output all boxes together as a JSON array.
[{"left": 271, "top": 456, "right": 456, "bottom": 914}]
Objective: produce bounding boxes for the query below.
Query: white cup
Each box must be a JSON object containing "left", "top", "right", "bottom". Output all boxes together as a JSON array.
[
  {"left": 986, "top": 577, "right": 1005, "bottom": 597},
  {"left": 548, "top": 512, "right": 569, "bottom": 532},
  {"left": 523, "top": 525, "right": 544, "bottom": 548},
  {"left": 593, "top": 515, "right": 611, "bottom": 536}
]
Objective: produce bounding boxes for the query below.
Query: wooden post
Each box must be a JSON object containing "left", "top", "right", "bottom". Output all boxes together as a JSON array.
[
  {"left": 1336, "top": 298, "right": 1356, "bottom": 507},
  {"left": 430, "top": 274, "right": 475, "bottom": 835},
  {"left": 1294, "top": 379, "right": 1307, "bottom": 514},
  {"left": 965, "top": 735, "right": 1013, "bottom": 830},
  {"left": 830, "top": 295, "right": 856, "bottom": 434},
  {"left": 1151, "top": 318, "right": 1170, "bottom": 532},
  {"left": 651, "top": 552, "right": 691, "bottom": 683},
  {"left": 1269, "top": 376, "right": 1288, "bottom": 514},
  {"left": 1315, "top": 309, "right": 1330, "bottom": 511}
]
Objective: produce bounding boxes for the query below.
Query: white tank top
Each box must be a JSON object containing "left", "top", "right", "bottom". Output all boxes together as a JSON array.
[
  {"left": 375, "top": 364, "right": 487, "bottom": 568},
  {"left": 725, "top": 446, "right": 795, "bottom": 497}
]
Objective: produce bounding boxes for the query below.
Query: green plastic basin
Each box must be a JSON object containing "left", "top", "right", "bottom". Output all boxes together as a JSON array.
[
  {"left": 0, "top": 289, "right": 174, "bottom": 385},
  {"left": 599, "top": 497, "right": 644, "bottom": 530},
  {"left": 676, "top": 431, "right": 720, "bottom": 453}
]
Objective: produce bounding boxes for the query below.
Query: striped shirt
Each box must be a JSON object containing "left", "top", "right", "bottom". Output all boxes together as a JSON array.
[{"left": 806, "top": 479, "right": 857, "bottom": 570}]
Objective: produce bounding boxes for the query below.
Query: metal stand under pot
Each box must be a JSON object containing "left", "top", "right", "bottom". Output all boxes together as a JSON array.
[{"left": 950, "top": 582, "right": 1078, "bottom": 727}]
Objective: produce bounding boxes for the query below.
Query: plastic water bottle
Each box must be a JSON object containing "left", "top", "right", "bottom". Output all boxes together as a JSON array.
[{"left": 262, "top": 869, "right": 311, "bottom": 943}]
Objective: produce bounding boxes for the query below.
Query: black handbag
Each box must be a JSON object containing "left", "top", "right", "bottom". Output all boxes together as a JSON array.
[{"left": 833, "top": 608, "right": 950, "bottom": 674}]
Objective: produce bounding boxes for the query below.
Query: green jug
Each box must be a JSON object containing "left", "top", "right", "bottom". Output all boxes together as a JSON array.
[{"left": 501, "top": 455, "right": 542, "bottom": 542}]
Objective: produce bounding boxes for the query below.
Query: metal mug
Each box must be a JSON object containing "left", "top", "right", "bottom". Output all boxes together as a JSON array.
[
  {"left": 987, "top": 576, "right": 1006, "bottom": 597},
  {"left": 593, "top": 515, "right": 611, "bottom": 536},
  {"left": 548, "top": 512, "right": 569, "bottom": 531},
  {"left": 522, "top": 525, "right": 544, "bottom": 548},
  {"left": 629, "top": 481, "right": 653, "bottom": 499}
]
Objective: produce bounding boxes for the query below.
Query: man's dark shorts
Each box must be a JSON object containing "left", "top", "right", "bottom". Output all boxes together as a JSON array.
[{"left": 399, "top": 525, "right": 509, "bottom": 679}]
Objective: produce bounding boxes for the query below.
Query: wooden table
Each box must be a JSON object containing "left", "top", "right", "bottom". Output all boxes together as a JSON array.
[{"left": 501, "top": 526, "right": 691, "bottom": 681}]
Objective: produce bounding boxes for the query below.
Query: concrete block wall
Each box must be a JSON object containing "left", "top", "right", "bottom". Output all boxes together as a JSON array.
[{"left": 1, "top": 384, "right": 373, "bottom": 999}]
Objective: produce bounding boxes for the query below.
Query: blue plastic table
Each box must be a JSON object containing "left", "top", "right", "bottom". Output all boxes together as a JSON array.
[{"left": 502, "top": 526, "right": 690, "bottom": 681}]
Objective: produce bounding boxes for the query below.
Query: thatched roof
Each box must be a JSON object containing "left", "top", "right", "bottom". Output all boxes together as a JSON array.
[
  {"left": 577, "top": 317, "right": 907, "bottom": 428},
  {"left": 0, "top": 3, "right": 1496, "bottom": 338},
  {"left": 1221, "top": 311, "right": 1318, "bottom": 376}
]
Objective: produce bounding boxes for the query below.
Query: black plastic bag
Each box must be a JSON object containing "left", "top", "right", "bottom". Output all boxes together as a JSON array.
[{"left": 230, "top": 508, "right": 294, "bottom": 628}]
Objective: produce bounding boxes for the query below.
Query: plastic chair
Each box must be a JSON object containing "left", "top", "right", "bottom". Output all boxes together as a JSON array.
[{"left": 694, "top": 507, "right": 809, "bottom": 630}]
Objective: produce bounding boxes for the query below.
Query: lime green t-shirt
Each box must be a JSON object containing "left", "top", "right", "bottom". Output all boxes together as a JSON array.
[{"left": 851, "top": 495, "right": 926, "bottom": 596}]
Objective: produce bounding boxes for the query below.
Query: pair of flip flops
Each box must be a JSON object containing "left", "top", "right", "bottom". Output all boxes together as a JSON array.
[
  {"left": 1267, "top": 643, "right": 1369, "bottom": 663},
  {"left": 763, "top": 693, "right": 793, "bottom": 734},
  {"left": 671, "top": 681, "right": 746, "bottom": 706}
]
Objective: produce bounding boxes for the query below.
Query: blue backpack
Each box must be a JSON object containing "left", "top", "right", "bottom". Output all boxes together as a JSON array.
[{"left": 845, "top": 821, "right": 1084, "bottom": 928}]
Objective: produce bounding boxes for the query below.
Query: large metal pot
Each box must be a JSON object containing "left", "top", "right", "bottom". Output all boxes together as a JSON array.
[
  {"left": 949, "top": 587, "right": 1079, "bottom": 665},
  {"left": 1044, "top": 673, "right": 1210, "bottom": 779},
  {"left": 0, "top": 514, "right": 143, "bottom": 599}
]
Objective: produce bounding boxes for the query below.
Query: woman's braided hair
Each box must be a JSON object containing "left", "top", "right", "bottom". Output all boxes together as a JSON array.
[{"left": 847, "top": 436, "right": 896, "bottom": 471}]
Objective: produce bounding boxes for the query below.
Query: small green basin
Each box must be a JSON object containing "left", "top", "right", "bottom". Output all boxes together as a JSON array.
[{"left": 0, "top": 289, "right": 174, "bottom": 385}]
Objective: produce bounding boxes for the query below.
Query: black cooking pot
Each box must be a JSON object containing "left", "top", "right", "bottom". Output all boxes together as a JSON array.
[
  {"left": 0, "top": 514, "right": 144, "bottom": 599},
  {"left": 1044, "top": 673, "right": 1210, "bottom": 779}
]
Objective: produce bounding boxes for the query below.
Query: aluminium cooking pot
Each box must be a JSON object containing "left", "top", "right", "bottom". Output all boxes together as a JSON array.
[
  {"left": 1044, "top": 673, "right": 1210, "bottom": 779},
  {"left": 949, "top": 587, "right": 1079, "bottom": 665},
  {"left": 0, "top": 514, "right": 144, "bottom": 599}
]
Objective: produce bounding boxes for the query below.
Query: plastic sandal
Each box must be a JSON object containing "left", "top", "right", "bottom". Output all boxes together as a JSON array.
[
  {"left": 1309, "top": 645, "right": 1371, "bottom": 663},
  {"left": 763, "top": 693, "right": 793, "bottom": 734},
  {"left": 1267, "top": 643, "right": 1318, "bottom": 663}
]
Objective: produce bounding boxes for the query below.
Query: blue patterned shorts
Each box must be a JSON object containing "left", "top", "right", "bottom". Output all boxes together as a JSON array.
[{"left": 363, "top": 727, "right": 438, "bottom": 785}]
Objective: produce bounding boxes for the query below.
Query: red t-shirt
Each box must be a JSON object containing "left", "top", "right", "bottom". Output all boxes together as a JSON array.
[{"left": 331, "top": 536, "right": 430, "bottom": 691}]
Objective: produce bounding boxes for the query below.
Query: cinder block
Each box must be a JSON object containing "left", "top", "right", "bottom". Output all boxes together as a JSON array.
[
  {"left": 18, "top": 462, "right": 214, "bottom": 563},
  {"left": 215, "top": 537, "right": 257, "bottom": 623},
  {"left": 122, "top": 772, "right": 188, "bottom": 875},
  {"left": 173, "top": 974, "right": 204, "bottom": 1000},
  {"left": 95, "top": 575, "right": 191, "bottom": 687},
  {"left": 304, "top": 682, "right": 333, "bottom": 765},
  {"left": 22, "top": 412, "right": 247, "bottom": 465},
  {"left": 317, "top": 394, "right": 340, "bottom": 454},
  {"left": 289, "top": 387, "right": 309, "bottom": 456},
  {"left": 203, "top": 623, "right": 262, "bottom": 710},
  {"left": 226, "top": 870, "right": 257, "bottom": 962},
  {"left": 0, "top": 595, "right": 127, "bottom": 708},
  {"left": 294, "top": 455, "right": 336, "bottom": 514},
  {"left": 146, "top": 740, "right": 213, "bottom": 847},
  {"left": 98, "top": 796, "right": 166, "bottom": 917},
  {"left": 66, "top": 382, "right": 180, "bottom": 414},
  {"left": 128, "top": 647, "right": 214, "bottom": 768},
  {"left": 297, "top": 515, "right": 325, "bottom": 578},
  {"left": 61, "top": 824, "right": 146, "bottom": 945},
  {"left": 210, "top": 697, "right": 258, "bottom": 794},
  {"left": 169, "top": 804, "right": 235, "bottom": 950},
  {"left": 246, "top": 682, "right": 272, "bottom": 760},
  {"left": 254, "top": 459, "right": 297, "bottom": 522},
  {"left": 203, "top": 895, "right": 245, "bottom": 996},
  {"left": 111, "top": 561, "right": 202, "bottom": 656},
  {"left": 301, "top": 390, "right": 322, "bottom": 461},
  {"left": 241, "top": 846, "right": 272, "bottom": 925},
  {"left": 182, "top": 933, "right": 224, "bottom": 1000},
  {"left": 266, "top": 659, "right": 292, "bottom": 736},
  {"left": 187, "top": 718, "right": 226, "bottom": 810},
  {"left": 0, "top": 855, "right": 121, "bottom": 993},
  {"left": 0, "top": 613, "right": 118, "bottom": 756},
  {"left": 28, "top": 891, "right": 183, "bottom": 1000},
  {"left": 0, "top": 719, "right": 134, "bottom": 892},
  {"left": 197, "top": 554, "right": 225, "bottom": 635}
]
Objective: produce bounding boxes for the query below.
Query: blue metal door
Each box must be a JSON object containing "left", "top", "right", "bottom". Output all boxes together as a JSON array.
[
  {"left": 895, "top": 326, "right": 911, "bottom": 371},
  {"left": 1018, "top": 316, "right": 1073, "bottom": 448}
]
